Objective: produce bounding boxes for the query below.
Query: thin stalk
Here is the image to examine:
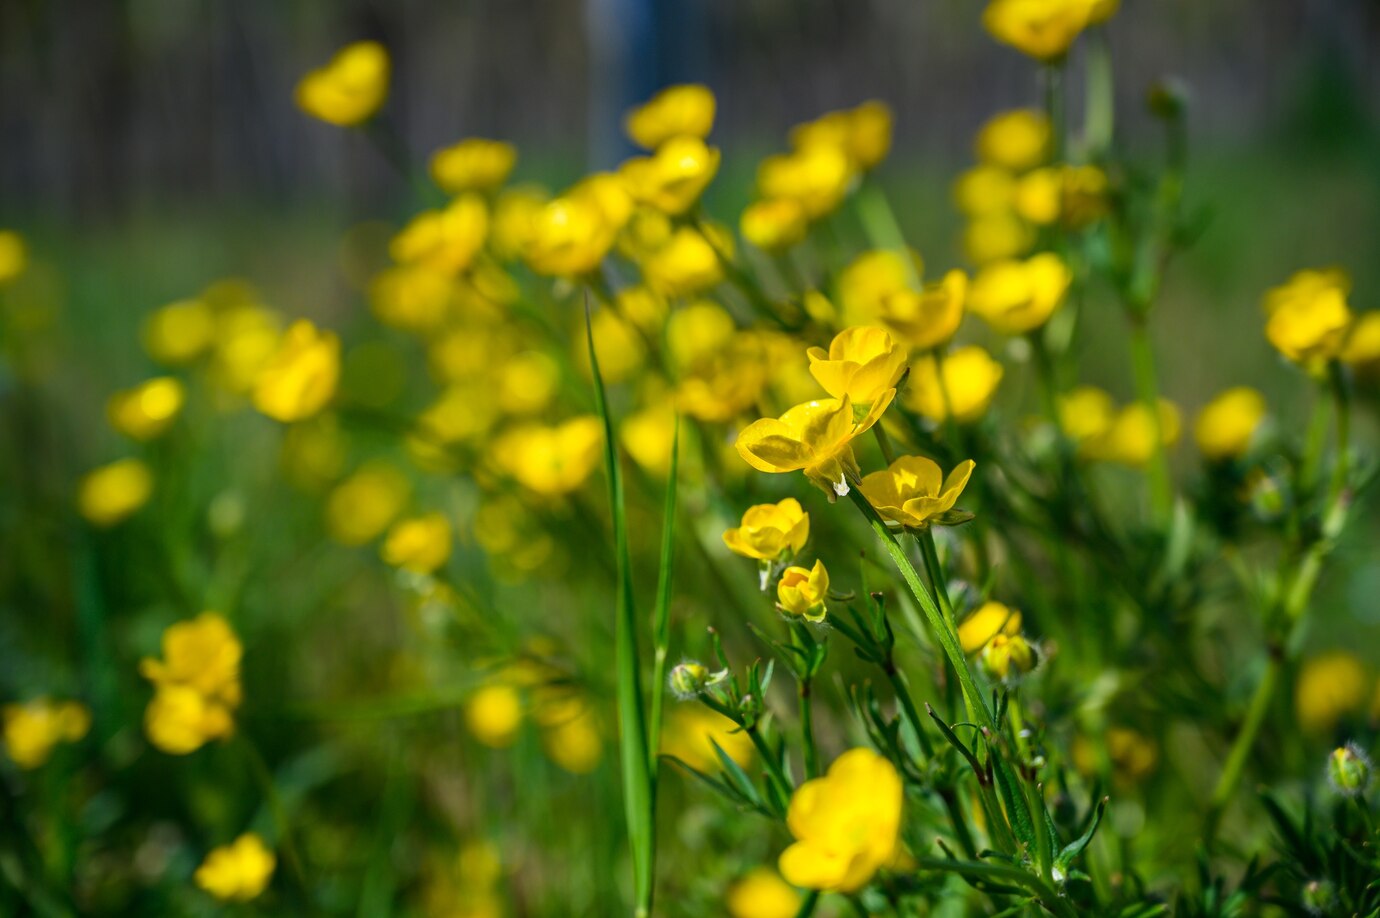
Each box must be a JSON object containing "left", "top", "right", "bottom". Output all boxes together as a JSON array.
[
  {"left": 648, "top": 419, "right": 681, "bottom": 763},
  {"left": 798, "top": 675, "right": 819, "bottom": 780},
  {"left": 241, "top": 737, "right": 307, "bottom": 887},
  {"left": 1084, "top": 28, "right": 1115, "bottom": 159},
  {"left": 1206, "top": 649, "right": 1281, "bottom": 836},
  {"left": 1128, "top": 317, "right": 1173, "bottom": 522}
]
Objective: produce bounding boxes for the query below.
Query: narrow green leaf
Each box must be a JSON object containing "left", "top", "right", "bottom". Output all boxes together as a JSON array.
[
  {"left": 1056, "top": 795, "right": 1107, "bottom": 872},
  {"left": 647, "top": 417, "right": 680, "bottom": 765}
]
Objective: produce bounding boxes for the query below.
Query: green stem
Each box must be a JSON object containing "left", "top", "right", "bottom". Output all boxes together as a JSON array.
[
  {"left": 1042, "top": 62, "right": 1066, "bottom": 165},
  {"left": 1206, "top": 649, "right": 1281, "bottom": 835},
  {"left": 1128, "top": 317, "right": 1173, "bottom": 522},
  {"left": 241, "top": 737, "right": 307, "bottom": 887},
  {"left": 1084, "top": 28, "right": 1115, "bottom": 159},
  {"left": 798, "top": 676, "right": 819, "bottom": 780}
]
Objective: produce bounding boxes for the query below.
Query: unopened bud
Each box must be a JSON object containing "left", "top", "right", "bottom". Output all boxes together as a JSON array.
[
  {"left": 669, "top": 662, "right": 709, "bottom": 699},
  {"left": 1327, "top": 743, "right": 1371, "bottom": 797},
  {"left": 980, "top": 634, "right": 1039, "bottom": 683},
  {"left": 1302, "top": 879, "right": 1336, "bottom": 915}
]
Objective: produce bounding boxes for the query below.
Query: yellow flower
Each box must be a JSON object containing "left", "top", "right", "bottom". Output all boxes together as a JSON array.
[
  {"left": 957, "top": 601, "right": 1022, "bottom": 654},
  {"left": 1071, "top": 727, "right": 1158, "bottom": 785},
  {"left": 391, "top": 194, "right": 489, "bottom": 276},
  {"left": 0, "top": 229, "right": 29, "bottom": 286},
  {"left": 807, "top": 326, "right": 908, "bottom": 407},
  {"left": 497, "top": 351, "right": 561, "bottom": 416},
  {"left": 211, "top": 303, "right": 282, "bottom": 396},
  {"left": 625, "top": 84, "right": 716, "bottom": 150},
  {"left": 789, "top": 100, "right": 894, "bottom": 172},
  {"left": 294, "top": 40, "right": 389, "bottom": 126},
  {"left": 535, "top": 694, "right": 603, "bottom": 774},
  {"left": 620, "top": 135, "right": 721, "bottom": 215},
  {"left": 140, "top": 612, "right": 242, "bottom": 755},
  {"left": 616, "top": 285, "right": 670, "bottom": 334},
  {"left": 78, "top": 458, "right": 153, "bottom": 527},
  {"left": 369, "top": 265, "right": 453, "bottom": 333},
  {"left": 723, "top": 498, "right": 810, "bottom": 561},
  {"left": 777, "top": 559, "right": 829, "bottom": 622},
  {"left": 667, "top": 299, "right": 738, "bottom": 372},
  {"left": 577, "top": 308, "right": 646, "bottom": 384},
  {"left": 106, "top": 377, "right": 185, "bottom": 441},
  {"left": 778, "top": 747, "right": 902, "bottom": 892},
  {"left": 1058, "top": 385, "right": 1116, "bottom": 447},
  {"left": 1059, "top": 164, "right": 1110, "bottom": 228},
  {"left": 963, "top": 213, "right": 1035, "bottom": 266},
  {"left": 757, "top": 145, "right": 853, "bottom": 220},
  {"left": 524, "top": 175, "right": 631, "bottom": 277},
  {"left": 490, "top": 185, "right": 549, "bottom": 260},
  {"left": 741, "top": 198, "right": 809, "bottom": 253},
  {"left": 954, "top": 165, "right": 1018, "bottom": 217},
  {"left": 974, "top": 109, "right": 1051, "bottom": 171},
  {"left": 1263, "top": 267, "right": 1353, "bottom": 364},
  {"left": 904, "top": 346, "right": 1004, "bottom": 424},
  {"left": 1296, "top": 651, "right": 1370, "bottom": 735},
  {"left": 1194, "top": 387, "right": 1267, "bottom": 461},
  {"left": 980, "top": 633, "right": 1039, "bottom": 681},
  {"left": 1014, "top": 167, "right": 1062, "bottom": 225},
  {"left": 660, "top": 705, "right": 754, "bottom": 772},
  {"left": 736, "top": 395, "right": 894, "bottom": 498},
  {"left": 859, "top": 455, "right": 976, "bottom": 529},
  {"left": 490, "top": 417, "right": 604, "bottom": 497},
  {"left": 195, "top": 833, "right": 276, "bottom": 902},
  {"left": 2, "top": 699, "right": 90, "bottom": 769},
  {"left": 381, "top": 512, "right": 453, "bottom": 574},
  {"left": 838, "top": 249, "right": 922, "bottom": 326},
  {"left": 465, "top": 682, "right": 524, "bottom": 748},
  {"left": 727, "top": 868, "right": 802, "bottom": 918},
  {"left": 1342, "top": 312, "right": 1380, "bottom": 374},
  {"left": 252, "top": 319, "right": 340, "bottom": 423},
  {"left": 325, "top": 462, "right": 411, "bottom": 546},
  {"left": 982, "top": 0, "right": 1097, "bottom": 61},
  {"left": 878, "top": 270, "right": 967, "bottom": 351},
  {"left": 429, "top": 138, "right": 517, "bottom": 194},
  {"left": 142, "top": 298, "right": 216, "bottom": 365},
  {"left": 620, "top": 399, "right": 679, "bottom": 478},
  {"left": 968, "top": 253, "right": 1071, "bottom": 334},
  {"left": 641, "top": 224, "right": 727, "bottom": 298},
  {"left": 1084, "top": 400, "right": 1180, "bottom": 467}
]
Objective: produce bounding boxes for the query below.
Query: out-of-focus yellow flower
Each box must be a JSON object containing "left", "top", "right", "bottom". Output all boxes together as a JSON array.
[
  {"left": 838, "top": 249, "right": 921, "bottom": 325},
  {"left": 252, "top": 319, "right": 340, "bottom": 423},
  {"left": 974, "top": 109, "right": 1051, "bottom": 172},
  {"left": 1296, "top": 651, "right": 1370, "bottom": 735},
  {"left": 620, "top": 399, "right": 679, "bottom": 478},
  {"left": 1014, "top": 167, "right": 1061, "bottom": 225},
  {"left": 667, "top": 299, "right": 737, "bottom": 372},
  {"left": 370, "top": 265, "right": 453, "bottom": 332},
  {"left": 980, "top": 633, "right": 1039, "bottom": 682},
  {"left": 381, "top": 512, "right": 453, "bottom": 574},
  {"left": 577, "top": 308, "right": 645, "bottom": 384},
  {"left": 723, "top": 498, "right": 810, "bottom": 562},
  {"left": 1342, "top": 312, "right": 1380, "bottom": 374},
  {"left": 1194, "top": 387, "right": 1266, "bottom": 461},
  {"left": 465, "top": 682, "right": 524, "bottom": 748},
  {"left": 78, "top": 458, "right": 153, "bottom": 527},
  {"left": 535, "top": 694, "right": 602, "bottom": 774},
  {"left": 1013, "top": 165, "right": 1107, "bottom": 228},
  {"left": 2, "top": 699, "right": 89, "bottom": 769},
  {"left": 618, "top": 206, "right": 675, "bottom": 262},
  {"left": 0, "top": 230, "right": 29, "bottom": 286},
  {"left": 957, "top": 601, "right": 1022, "bottom": 654},
  {"left": 421, "top": 841, "right": 506, "bottom": 918},
  {"left": 741, "top": 198, "right": 809, "bottom": 253},
  {"left": 211, "top": 304, "right": 282, "bottom": 396},
  {"left": 141, "top": 612, "right": 242, "bottom": 755},
  {"left": 727, "top": 867, "right": 802, "bottom": 918},
  {"left": 1263, "top": 267, "right": 1353, "bottom": 364},
  {"left": 625, "top": 84, "right": 716, "bottom": 150},
  {"left": 1089, "top": 0, "right": 1120, "bottom": 24},
  {"left": 641, "top": 224, "right": 726, "bottom": 298},
  {"left": 859, "top": 456, "right": 976, "bottom": 529},
  {"left": 524, "top": 174, "right": 631, "bottom": 277},
  {"left": 904, "top": 345, "right": 1004, "bottom": 424},
  {"left": 1058, "top": 385, "right": 1116, "bottom": 447},
  {"left": 963, "top": 213, "right": 1036, "bottom": 266},
  {"left": 195, "top": 833, "right": 276, "bottom": 902},
  {"left": 474, "top": 494, "right": 556, "bottom": 576},
  {"left": 411, "top": 385, "right": 500, "bottom": 464},
  {"left": 616, "top": 285, "right": 670, "bottom": 333},
  {"left": 758, "top": 145, "right": 853, "bottom": 220},
  {"left": 661, "top": 705, "right": 753, "bottom": 772},
  {"left": 491, "top": 417, "right": 604, "bottom": 497},
  {"left": 1084, "top": 400, "right": 1180, "bottom": 467},
  {"left": 143, "top": 298, "right": 216, "bottom": 365},
  {"left": 429, "top": 138, "right": 517, "bottom": 194},
  {"left": 778, "top": 747, "right": 902, "bottom": 892},
  {"left": 677, "top": 346, "right": 768, "bottom": 424},
  {"left": 736, "top": 394, "right": 893, "bottom": 498},
  {"left": 790, "top": 100, "right": 894, "bottom": 172},
  {"left": 968, "top": 253, "right": 1071, "bottom": 334},
  {"left": 807, "top": 326, "right": 908, "bottom": 407},
  {"left": 954, "top": 165, "right": 1017, "bottom": 217},
  {"left": 982, "top": 0, "right": 1097, "bottom": 61},
  {"left": 490, "top": 185, "right": 548, "bottom": 261},
  {"left": 325, "top": 462, "right": 411, "bottom": 546},
  {"left": 620, "top": 136, "right": 721, "bottom": 216},
  {"left": 1071, "top": 726, "right": 1158, "bottom": 785},
  {"left": 777, "top": 559, "right": 829, "bottom": 621},
  {"left": 280, "top": 415, "right": 347, "bottom": 491},
  {"left": 295, "top": 41, "right": 389, "bottom": 126},
  {"left": 106, "top": 377, "right": 185, "bottom": 441},
  {"left": 391, "top": 195, "right": 489, "bottom": 277},
  {"left": 497, "top": 351, "right": 561, "bottom": 416},
  {"left": 878, "top": 270, "right": 967, "bottom": 351}
]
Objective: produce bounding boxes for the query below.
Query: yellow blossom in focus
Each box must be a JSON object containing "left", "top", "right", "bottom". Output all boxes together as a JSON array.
[
  {"left": 789, "top": 100, "right": 894, "bottom": 172},
  {"left": 661, "top": 705, "right": 754, "bottom": 772},
  {"left": 370, "top": 265, "right": 453, "bottom": 333},
  {"left": 778, "top": 747, "right": 902, "bottom": 892},
  {"left": 524, "top": 174, "right": 631, "bottom": 277},
  {"left": 252, "top": 319, "right": 340, "bottom": 423},
  {"left": 391, "top": 195, "right": 489, "bottom": 277},
  {"left": 757, "top": 145, "right": 854, "bottom": 220},
  {"left": 954, "top": 165, "right": 1017, "bottom": 217},
  {"left": 0, "top": 230, "right": 27, "bottom": 285},
  {"left": 294, "top": 41, "right": 389, "bottom": 126},
  {"left": 838, "top": 249, "right": 921, "bottom": 325},
  {"left": 195, "top": 833, "right": 276, "bottom": 902},
  {"left": 667, "top": 299, "right": 738, "bottom": 372},
  {"left": 777, "top": 559, "right": 829, "bottom": 622},
  {"left": 878, "top": 270, "right": 967, "bottom": 351},
  {"left": 963, "top": 213, "right": 1036, "bottom": 266},
  {"left": 1296, "top": 651, "right": 1370, "bottom": 735},
  {"left": 904, "top": 346, "right": 1004, "bottom": 424},
  {"left": 807, "top": 326, "right": 908, "bottom": 407},
  {"left": 1058, "top": 385, "right": 1116, "bottom": 447},
  {"left": 1342, "top": 312, "right": 1380, "bottom": 374},
  {"left": 859, "top": 455, "right": 976, "bottom": 529},
  {"left": 983, "top": 0, "right": 1097, "bottom": 61},
  {"left": 78, "top": 458, "right": 153, "bottom": 527},
  {"left": 641, "top": 224, "right": 727, "bottom": 298},
  {"left": 491, "top": 417, "right": 604, "bottom": 497},
  {"left": 741, "top": 198, "right": 809, "bottom": 253},
  {"left": 465, "top": 682, "right": 524, "bottom": 748},
  {"left": 736, "top": 395, "right": 893, "bottom": 498},
  {"left": 620, "top": 135, "right": 721, "bottom": 216},
  {"left": 106, "top": 377, "right": 185, "bottom": 441},
  {"left": 1084, "top": 400, "right": 1180, "bottom": 467},
  {"left": 968, "top": 253, "right": 1071, "bottom": 334},
  {"left": 1263, "top": 267, "right": 1353, "bottom": 364},
  {"left": 429, "top": 138, "right": 517, "bottom": 194},
  {"left": 1194, "top": 387, "right": 1267, "bottom": 461},
  {"left": 625, "top": 84, "right": 716, "bottom": 150},
  {"left": 727, "top": 868, "right": 802, "bottom": 918},
  {"left": 140, "top": 612, "right": 242, "bottom": 755},
  {"left": 3, "top": 699, "right": 90, "bottom": 769},
  {"left": 723, "top": 498, "right": 810, "bottom": 562},
  {"left": 381, "top": 512, "right": 453, "bottom": 575},
  {"left": 975, "top": 109, "right": 1051, "bottom": 171},
  {"left": 325, "top": 462, "right": 411, "bottom": 546},
  {"left": 957, "top": 601, "right": 1023, "bottom": 654},
  {"left": 143, "top": 298, "right": 216, "bottom": 365}
]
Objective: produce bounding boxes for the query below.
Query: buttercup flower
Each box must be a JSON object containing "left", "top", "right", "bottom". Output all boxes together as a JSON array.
[
  {"left": 1084, "top": 400, "right": 1180, "bottom": 467},
  {"left": 859, "top": 455, "right": 976, "bottom": 529},
  {"left": 778, "top": 747, "right": 902, "bottom": 892},
  {"left": 429, "top": 138, "right": 517, "bottom": 194},
  {"left": 741, "top": 198, "right": 809, "bottom": 253},
  {"left": 325, "top": 462, "right": 410, "bottom": 546},
  {"left": 106, "top": 377, "right": 185, "bottom": 441},
  {"left": 620, "top": 135, "right": 721, "bottom": 215},
  {"left": 1328, "top": 744, "right": 1372, "bottom": 797},
  {"left": 535, "top": 693, "right": 602, "bottom": 774},
  {"left": 465, "top": 681, "right": 524, "bottom": 748},
  {"left": 975, "top": 109, "right": 1051, "bottom": 172},
  {"left": 195, "top": 833, "right": 276, "bottom": 902},
  {"left": 736, "top": 394, "right": 894, "bottom": 497},
  {"left": 381, "top": 512, "right": 453, "bottom": 575},
  {"left": 723, "top": 498, "right": 810, "bottom": 561},
  {"left": 777, "top": 559, "right": 829, "bottom": 621},
  {"left": 1342, "top": 312, "right": 1380, "bottom": 373},
  {"left": 1058, "top": 385, "right": 1116, "bottom": 448},
  {"left": 878, "top": 269, "right": 967, "bottom": 351},
  {"left": 625, "top": 83, "right": 716, "bottom": 150},
  {"left": 1263, "top": 267, "right": 1353, "bottom": 364},
  {"left": 790, "top": 100, "right": 894, "bottom": 172},
  {"left": 252, "top": 319, "right": 340, "bottom": 423},
  {"left": 667, "top": 300, "right": 737, "bottom": 372},
  {"left": 958, "top": 601, "right": 1023, "bottom": 654},
  {"left": 524, "top": 174, "right": 631, "bottom": 277},
  {"left": 963, "top": 213, "right": 1035, "bottom": 266},
  {"left": 757, "top": 144, "right": 854, "bottom": 220},
  {"left": 140, "top": 612, "right": 243, "bottom": 754},
  {"left": 807, "top": 326, "right": 908, "bottom": 407},
  {"left": 390, "top": 194, "right": 489, "bottom": 276},
  {"left": 660, "top": 705, "right": 753, "bottom": 772},
  {"left": 954, "top": 165, "right": 1018, "bottom": 217},
  {"left": 1295, "top": 651, "right": 1369, "bottom": 736},
  {"left": 641, "top": 224, "right": 727, "bottom": 298},
  {"left": 982, "top": 0, "right": 1098, "bottom": 61},
  {"left": 1194, "top": 387, "right": 1267, "bottom": 461},
  {"left": 294, "top": 41, "right": 389, "bottom": 126},
  {"left": 838, "top": 249, "right": 922, "bottom": 325},
  {"left": 2, "top": 699, "right": 90, "bottom": 769},
  {"left": 78, "top": 458, "right": 154, "bottom": 527},
  {"left": 904, "top": 345, "right": 1004, "bottom": 424},
  {"left": 727, "top": 867, "right": 802, "bottom": 918},
  {"left": 491, "top": 417, "right": 604, "bottom": 497},
  {"left": 143, "top": 298, "right": 216, "bottom": 365},
  {"left": 0, "top": 229, "right": 28, "bottom": 285},
  {"left": 968, "top": 253, "right": 1071, "bottom": 334},
  {"left": 980, "top": 633, "right": 1039, "bottom": 682}
]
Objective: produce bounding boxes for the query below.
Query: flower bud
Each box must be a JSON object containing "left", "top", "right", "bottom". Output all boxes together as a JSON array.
[
  {"left": 1327, "top": 743, "right": 1371, "bottom": 797},
  {"left": 980, "top": 634, "right": 1038, "bottom": 683},
  {"left": 669, "top": 662, "right": 709, "bottom": 699},
  {"left": 1301, "top": 879, "right": 1336, "bottom": 916}
]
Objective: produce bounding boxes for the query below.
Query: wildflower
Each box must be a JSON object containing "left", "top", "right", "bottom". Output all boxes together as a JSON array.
[
  {"left": 838, "top": 250, "right": 921, "bottom": 323},
  {"left": 980, "top": 633, "right": 1039, "bottom": 682},
  {"left": 1263, "top": 267, "right": 1353, "bottom": 364},
  {"left": 140, "top": 612, "right": 243, "bottom": 754},
  {"left": 325, "top": 462, "right": 411, "bottom": 546},
  {"left": 390, "top": 194, "right": 489, "bottom": 276},
  {"left": 1084, "top": 400, "right": 1180, "bottom": 467},
  {"left": 954, "top": 165, "right": 1018, "bottom": 217},
  {"left": 736, "top": 394, "right": 894, "bottom": 498},
  {"left": 381, "top": 512, "right": 453, "bottom": 575},
  {"left": 620, "top": 398, "right": 679, "bottom": 478},
  {"left": 660, "top": 705, "right": 753, "bottom": 772},
  {"left": 106, "top": 377, "right": 185, "bottom": 441},
  {"left": 0, "top": 229, "right": 27, "bottom": 285},
  {"left": 777, "top": 559, "right": 829, "bottom": 622},
  {"left": 368, "top": 265, "right": 451, "bottom": 333},
  {"left": 620, "top": 135, "right": 721, "bottom": 215},
  {"left": 859, "top": 455, "right": 976, "bottom": 529},
  {"left": 957, "top": 601, "right": 1023, "bottom": 654},
  {"left": 1342, "top": 312, "right": 1380, "bottom": 374},
  {"left": 535, "top": 694, "right": 602, "bottom": 774},
  {"left": 757, "top": 144, "right": 853, "bottom": 220},
  {"left": 429, "top": 138, "right": 517, "bottom": 194},
  {"left": 968, "top": 253, "right": 1071, "bottom": 334},
  {"left": 625, "top": 83, "right": 716, "bottom": 150},
  {"left": 195, "top": 833, "right": 276, "bottom": 902},
  {"left": 741, "top": 198, "right": 809, "bottom": 253},
  {"left": 778, "top": 747, "right": 902, "bottom": 892},
  {"left": 210, "top": 302, "right": 282, "bottom": 395},
  {"left": 252, "top": 319, "right": 340, "bottom": 423},
  {"left": 490, "top": 185, "right": 548, "bottom": 260},
  {"left": 1058, "top": 386, "right": 1116, "bottom": 448},
  {"left": 790, "top": 100, "right": 894, "bottom": 172},
  {"left": 878, "top": 270, "right": 967, "bottom": 351},
  {"left": 615, "top": 284, "right": 670, "bottom": 333},
  {"left": 1296, "top": 652, "right": 1369, "bottom": 735},
  {"left": 1327, "top": 744, "right": 1371, "bottom": 797},
  {"left": 727, "top": 867, "right": 802, "bottom": 918},
  {"left": 667, "top": 299, "right": 738, "bottom": 372},
  {"left": 490, "top": 416, "right": 604, "bottom": 497},
  {"left": 1194, "top": 387, "right": 1266, "bottom": 461},
  {"left": 1071, "top": 727, "right": 1159, "bottom": 785},
  {"left": 577, "top": 308, "right": 646, "bottom": 384},
  {"left": 963, "top": 213, "right": 1035, "bottom": 266},
  {"left": 982, "top": 0, "right": 1098, "bottom": 61},
  {"left": 142, "top": 298, "right": 216, "bottom": 365},
  {"left": 904, "top": 345, "right": 1004, "bottom": 424},
  {"left": 974, "top": 109, "right": 1051, "bottom": 171},
  {"left": 723, "top": 498, "right": 810, "bottom": 562},
  {"left": 78, "top": 458, "right": 154, "bottom": 527},
  {"left": 524, "top": 174, "right": 631, "bottom": 277},
  {"left": 2, "top": 699, "right": 90, "bottom": 769},
  {"left": 497, "top": 351, "right": 561, "bottom": 416},
  {"left": 641, "top": 224, "right": 728, "bottom": 298},
  {"left": 294, "top": 40, "right": 389, "bottom": 126},
  {"left": 807, "top": 326, "right": 909, "bottom": 408},
  {"left": 465, "top": 682, "right": 523, "bottom": 748}
]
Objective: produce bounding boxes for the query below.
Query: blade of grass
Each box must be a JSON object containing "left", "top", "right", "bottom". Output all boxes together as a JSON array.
[{"left": 648, "top": 417, "right": 681, "bottom": 765}]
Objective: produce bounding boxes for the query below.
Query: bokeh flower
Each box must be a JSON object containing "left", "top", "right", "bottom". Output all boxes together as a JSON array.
[
  {"left": 957, "top": 601, "right": 1023, "bottom": 654},
  {"left": 2, "top": 699, "right": 90, "bottom": 769},
  {"left": 1194, "top": 387, "right": 1267, "bottom": 461},
  {"left": 295, "top": 41, "right": 389, "bottom": 126},
  {"left": 968, "top": 253, "right": 1071, "bottom": 334},
  {"left": 381, "top": 512, "right": 453, "bottom": 574},
  {"left": 429, "top": 138, "right": 517, "bottom": 194},
  {"left": 78, "top": 458, "right": 154, "bottom": 527},
  {"left": 1263, "top": 267, "right": 1352, "bottom": 365},
  {"left": 620, "top": 135, "right": 721, "bottom": 215},
  {"left": 140, "top": 612, "right": 242, "bottom": 755},
  {"left": 625, "top": 84, "right": 716, "bottom": 150},
  {"left": 982, "top": 0, "right": 1098, "bottom": 61},
  {"left": 195, "top": 833, "right": 276, "bottom": 902},
  {"left": 903, "top": 345, "right": 1004, "bottom": 424},
  {"left": 726, "top": 868, "right": 801, "bottom": 918},
  {"left": 491, "top": 417, "right": 604, "bottom": 497},
  {"left": 252, "top": 319, "right": 340, "bottom": 423},
  {"left": 106, "top": 377, "right": 185, "bottom": 441}
]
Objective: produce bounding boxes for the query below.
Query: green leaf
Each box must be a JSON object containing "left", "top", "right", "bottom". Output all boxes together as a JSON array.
[
  {"left": 647, "top": 416, "right": 680, "bottom": 765},
  {"left": 1056, "top": 795, "right": 1108, "bottom": 873}
]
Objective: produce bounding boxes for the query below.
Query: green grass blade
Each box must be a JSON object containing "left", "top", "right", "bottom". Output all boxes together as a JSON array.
[{"left": 648, "top": 416, "right": 680, "bottom": 766}]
